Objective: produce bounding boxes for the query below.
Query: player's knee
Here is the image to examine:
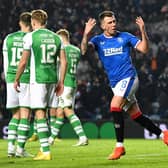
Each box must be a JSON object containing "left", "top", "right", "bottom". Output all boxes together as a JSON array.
[
  {"left": 56, "top": 112, "right": 64, "bottom": 118},
  {"left": 64, "top": 108, "right": 74, "bottom": 117},
  {"left": 110, "top": 106, "right": 123, "bottom": 112},
  {"left": 56, "top": 108, "right": 64, "bottom": 118},
  {"left": 130, "top": 111, "right": 142, "bottom": 120}
]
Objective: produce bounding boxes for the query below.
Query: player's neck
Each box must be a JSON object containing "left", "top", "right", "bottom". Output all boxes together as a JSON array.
[
  {"left": 104, "top": 31, "right": 117, "bottom": 37},
  {"left": 21, "top": 26, "right": 31, "bottom": 33},
  {"left": 61, "top": 38, "right": 70, "bottom": 45},
  {"left": 34, "top": 25, "right": 45, "bottom": 30},
  {"left": 63, "top": 41, "right": 70, "bottom": 45}
]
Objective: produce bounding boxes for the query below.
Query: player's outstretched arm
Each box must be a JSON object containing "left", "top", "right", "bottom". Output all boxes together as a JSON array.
[
  {"left": 81, "top": 18, "right": 96, "bottom": 55},
  {"left": 136, "top": 16, "right": 149, "bottom": 54}
]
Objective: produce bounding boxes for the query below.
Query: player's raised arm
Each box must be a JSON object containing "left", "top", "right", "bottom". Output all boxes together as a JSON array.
[
  {"left": 135, "top": 16, "right": 149, "bottom": 54},
  {"left": 81, "top": 18, "right": 96, "bottom": 55}
]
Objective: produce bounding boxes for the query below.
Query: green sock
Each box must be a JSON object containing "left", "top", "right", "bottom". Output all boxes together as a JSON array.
[
  {"left": 50, "top": 116, "right": 56, "bottom": 135},
  {"left": 68, "top": 114, "right": 86, "bottom": 139},
  {"left": 33, "top": 119, "right": 37, "bottom": 135},
  {"left": 51, "top": 117, "right": 64, "bottom": 139},
  {"left": 17, "top": 118, "right": 30, "bottom": 148},
  {"left": 37, "top": 119, "right": 50, "bottom": 153},
  {"left": 8, "top": 118, "right": 19, "bottom": 145}
]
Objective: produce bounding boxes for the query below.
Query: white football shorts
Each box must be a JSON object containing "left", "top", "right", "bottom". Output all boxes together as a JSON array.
[
  {"left": 58, "top": 86, "right": 76, "bottom": 108},
  {"left": 30, "top": 83, "right": 58, "bottom": 109},
  {"left": 111, "top": 76, "right": 139, "bottom": 111},
  {"left": 6, "top": 83, "right": 30, "bottom": 108}
]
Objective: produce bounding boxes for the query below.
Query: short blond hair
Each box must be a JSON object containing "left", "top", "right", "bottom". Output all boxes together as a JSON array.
[
  {"left": 31, "top": 9, "right": 48, "bottom": 25},
  {"left": 56, "top": 29, "right": 70, "bottom": 41}
]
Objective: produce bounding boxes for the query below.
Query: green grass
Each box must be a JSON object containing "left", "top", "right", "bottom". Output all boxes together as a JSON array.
[{"left": 0, "top": 139, "right": 168, "bottom": 168}]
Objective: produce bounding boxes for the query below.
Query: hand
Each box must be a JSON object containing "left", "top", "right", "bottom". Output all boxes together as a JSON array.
[
  {"left": 55, "top": 81, "right": 64, "bottom": 96},
  {"left": 84, "top": 18, "right": 96, "bottom": 35},
  {"left": 14, "top": 80, "right": 20, "bottom": 92},
  {"left": 136, "top": 16, "right": 145, "bottom": 32}
]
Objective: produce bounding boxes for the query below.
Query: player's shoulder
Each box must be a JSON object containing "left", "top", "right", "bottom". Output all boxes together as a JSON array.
[
  {"left": 44, "top": 28, "right": 57, "bottom": 36},
  {"left": 3, "top": 33, "right": 12, "bottom": 42},
  {"left": 69, "top": 44, "right": 80, "bottom": 51},
  {"left": 46, "top": 29, "right": 62, "bottom": 41},
  {"left": 90, "top": 33, "right": 104, "bottom": 45},
  {"left": 118, "top": 31, "right": 134, "bottom": 37},
  {"left": 4, "top": 31, "right": 26, "bottom": 42},
  {"left": 92, "top": 33, "right": 104, "bottom": 40},
  {"left": 5, "top": 31, "right": 21, "bottom": 38}
]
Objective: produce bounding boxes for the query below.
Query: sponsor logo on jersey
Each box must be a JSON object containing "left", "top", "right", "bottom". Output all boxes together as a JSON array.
[
  {"left": 117, "top": 37, "right": 123, "bottom": 43},
  {"left": 41, "top": 39, "right": 55, "bottom": 43},
  {"left": 103, "top": 46, "right": 123, "bottom": 56}
]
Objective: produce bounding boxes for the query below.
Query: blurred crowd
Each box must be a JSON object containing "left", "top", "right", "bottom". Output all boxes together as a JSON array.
[{"left": 1, "top": 0, "right": 168, "bottom": 121}]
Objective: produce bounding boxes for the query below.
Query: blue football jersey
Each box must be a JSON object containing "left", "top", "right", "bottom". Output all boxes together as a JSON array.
[{"left": 89, "top": 31, "right": 140, "bottom": 87}]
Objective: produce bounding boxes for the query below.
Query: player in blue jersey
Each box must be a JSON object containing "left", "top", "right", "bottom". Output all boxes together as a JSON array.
[{"left": 81, "top": 11, "right": 168, "bottom": 160}]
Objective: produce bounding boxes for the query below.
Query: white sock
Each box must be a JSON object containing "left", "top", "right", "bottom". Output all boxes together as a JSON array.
[
  {"left": 160, "top": 132, "right": 164, "bottom": 139},
  {"left": 116, "top": 142, "right": 124, "bottom": 147},
  {"left": 16, "top": 146, "right": 24, "bottom": 154},
  {"left": 79, "top": 136, "right": 87, "bottom": 141}
]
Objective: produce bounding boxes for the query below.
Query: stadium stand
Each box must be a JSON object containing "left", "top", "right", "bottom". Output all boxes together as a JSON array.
[{"left": 0, "top": 0, "right": 168, "bottom": 120}]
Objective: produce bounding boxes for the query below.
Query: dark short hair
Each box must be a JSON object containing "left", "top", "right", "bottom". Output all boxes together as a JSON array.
[
  {"left": 98, "top": 11, "right": 115, "bottom": 23},
  {"left": 19, "top": 12, "right": 31, "bottom": 27}
]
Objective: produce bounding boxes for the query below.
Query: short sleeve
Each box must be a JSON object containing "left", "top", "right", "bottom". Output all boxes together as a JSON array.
[
  {"left": 89, "top": 36, "right": 97, "bottom": 48},
  {"left": 23, "top": 32, "right": 32, "bottom": 50},
  {"left": 2, "top": 37, "right": 8, "bottom": 78},
  {"left": 126, "top": 32, "right": 140, "bottom": 48},
  {"left": 2, "top": 36, "right": 8, "bottom": 51}
]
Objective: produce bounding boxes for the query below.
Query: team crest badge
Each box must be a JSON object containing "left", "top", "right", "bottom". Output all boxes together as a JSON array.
[{"left": 117, "top": 37, "right": 123, "bottom": 43}]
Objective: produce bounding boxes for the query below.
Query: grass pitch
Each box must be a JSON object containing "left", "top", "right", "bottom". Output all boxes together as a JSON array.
[{"left": 0, "top": 139, "right": 168, "bottom": 168}]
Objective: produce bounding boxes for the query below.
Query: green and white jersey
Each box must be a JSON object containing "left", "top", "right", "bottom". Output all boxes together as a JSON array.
[
  {"left": 64, "top": 44, "right": 80, "bottom": 88},
  {"left": 23, "top": 28, "right": 63, "bottom": 83},
  {"left": 3, "top": 31, "right": 30, "bottom": 83}
]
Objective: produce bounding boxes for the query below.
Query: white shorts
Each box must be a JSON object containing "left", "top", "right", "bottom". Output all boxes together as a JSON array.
[
  {"left": 58, "top": 86, "right": 76, "bottom": 108},
  {"left": 111, "top": 76, "right": 139, "bottom": 111},
  {"left": 6, "top": 83, "right": 30, "bottom": 108},
  {"left": 30, "top": 83, "right": 58, "bottom": 109}
]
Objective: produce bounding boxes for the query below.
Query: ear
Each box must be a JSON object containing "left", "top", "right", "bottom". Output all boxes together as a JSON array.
[
  {"left": 100, "top": 22, "right": 105, "bottom": 30},
  {"left": 31, "top": 20, "right": 35, "bottom": 27},
  {"left": 19, "top": 21, "right": 21, "bottom": 27}
]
